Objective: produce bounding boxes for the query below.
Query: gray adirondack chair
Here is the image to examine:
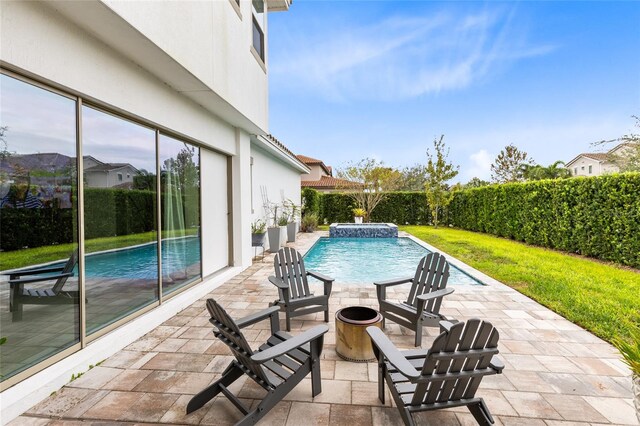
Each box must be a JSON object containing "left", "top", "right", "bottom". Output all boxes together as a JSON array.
[
  {"left": 7, "top": 252, "right": 79, "bottom": 321},
  {"left": 187, "top": 299, "right": 328, "bottom": 425},
  {"left": 376, "top": 252, "right": 454, "bottom": 346},
  {"left": 269, "top": 247, "right": 333, "bottom": 331},
  {"left": 367, "top": 319, "right": 505, "bottom": 426}
]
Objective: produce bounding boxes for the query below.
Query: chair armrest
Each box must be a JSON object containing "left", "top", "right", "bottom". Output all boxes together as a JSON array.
[
  {"left": 374, "top": 277, "right": 413, "bottom": 287},
  {"left": 8, "top": 266, "right": 66, "bottom": 279},
  {"left": 307, "top": 270, "right": 334, "bottom": 283},
  {"left": 489, "top": 356, "right": 505, "bottom": 373},
  {"left": 9, "top": 272, "right": 73, "bottom": 286},
  {"left": 439, "top": 320, "right": 456, "bottom": 333},
  {"left": 235, "top": 306, "right": 281, "bottom": 329},
  {"left": 268, "top": 276, "right": 289, "bottom": 289},
  {"left": 416, "top": 287, "right": 454, "bottom": 302},
  {"left": 366, "top": 327, "right": 420, "bottom": 379},
  {"left": 251, "top": 325, "right": 329, "bottom": 363}
]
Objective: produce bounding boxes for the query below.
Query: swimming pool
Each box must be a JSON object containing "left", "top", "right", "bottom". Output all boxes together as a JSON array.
[{"left": 303, "top": 237, "right": 483, "bottom": 285}]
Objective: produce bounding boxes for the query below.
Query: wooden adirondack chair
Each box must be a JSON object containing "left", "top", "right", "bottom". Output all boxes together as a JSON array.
[
  {"left": 269, "top": 247, "right": 333, "bottom": 331},
  {"left": 375, "top": 252, "right": 454, "bottom": 346},
  {"left": 367, "top": 319, "right": 505, "bottom": 426},
  {"left": 7, "top": 252, "right": 79, "bottom": 321},
  {"left": 187, "top": 299, "right": 329, "bottom": 425}
]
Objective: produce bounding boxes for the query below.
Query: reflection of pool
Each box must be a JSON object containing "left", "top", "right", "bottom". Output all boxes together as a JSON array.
[
  {"left": 51, "top": 237, "right": 200, "bottom": 279},
  {"left": 303, "top": 237, "right": 483, "bottom": 285}
]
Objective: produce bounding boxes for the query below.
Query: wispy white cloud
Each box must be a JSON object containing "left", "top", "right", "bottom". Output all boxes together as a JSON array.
[
  {"left": 271, "top": 6, "right": 558, "bottom": 102},
  {"left": 463, "top": 149, "right": 493, "bottom": 181}
]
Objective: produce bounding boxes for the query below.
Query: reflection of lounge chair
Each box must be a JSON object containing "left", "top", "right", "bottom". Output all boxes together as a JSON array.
[
  {"left": 367, "top": 319, "right": 504, "bottom": 426},
  {"left": 7, "top": 252, "right": 79, "bottom": 321}
]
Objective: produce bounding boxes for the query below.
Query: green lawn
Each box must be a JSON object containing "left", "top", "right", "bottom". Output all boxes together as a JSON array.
[
  {"left": 401, "top": 225, "right": 640, "bottom": 344},
  {"left": 0, "top": 229, "right": 198, "bottom": 271}
]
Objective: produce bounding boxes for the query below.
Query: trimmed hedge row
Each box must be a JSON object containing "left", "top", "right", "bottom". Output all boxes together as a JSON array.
[
  {"left": 448, "top": 174, "right": 640, "bottom": 268},
  {"left": 1, "top": 188, "right": 197, "bottom": 251},
  {"left": 301, "top": 174, "right": 640, "bottom": 268}
]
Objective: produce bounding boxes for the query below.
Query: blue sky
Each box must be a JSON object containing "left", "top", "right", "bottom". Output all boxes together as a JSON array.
[{"left": 268, "top": 1, "right": 640, "bottom": 182}]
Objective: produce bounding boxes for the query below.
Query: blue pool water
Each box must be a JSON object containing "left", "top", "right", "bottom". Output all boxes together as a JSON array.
[
  {"left": 44, "top": 237, "right": 200, "bottom": 280},
  {"left": 303, "top": 237, "right": 483, "bottom": 285}
]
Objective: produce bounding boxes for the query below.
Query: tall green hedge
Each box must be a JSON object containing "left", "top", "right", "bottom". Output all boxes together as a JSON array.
[
  {"left": 447, "top": 174, "right": 640, "bottom": 268},
  {"left": 306, "top": 174, "right": 640, "bottom": 268}
]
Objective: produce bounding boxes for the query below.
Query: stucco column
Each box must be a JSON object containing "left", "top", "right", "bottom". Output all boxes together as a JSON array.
[{"left": 231, "top": 128, "right": 253, "bottom": 268}]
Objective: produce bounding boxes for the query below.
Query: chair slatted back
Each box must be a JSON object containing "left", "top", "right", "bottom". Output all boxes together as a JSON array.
[
  {"left": 406, "top": 253, "right": 450, "bottom": 314},
  {"left": 52, "top": 251, "right": 79, "bottom": 294},
  {"left": 274, "top": 248, "right": 311, "bottom": 300},
  {"left": 206, "top": 299, "right": 273, "bottom": 387},
  {"left": 411, "top": 319, "right": 499, "bottom": 406}
]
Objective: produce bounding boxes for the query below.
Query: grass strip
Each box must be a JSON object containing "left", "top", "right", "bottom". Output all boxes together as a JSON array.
[{"left": 402, "top": 225, "right": 640, "bottom": 343}]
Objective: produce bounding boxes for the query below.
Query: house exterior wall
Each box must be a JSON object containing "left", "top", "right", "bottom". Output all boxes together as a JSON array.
[
  {"left": 569, "top": 157, "right": 603, "bottom": 177},
  {"left": 0, "top": 0, "right": 294, "bottom": 418},
  {"left": 568, "top": 157, "right": 619, "bottom": 177},
  {"left": 251, "top": 144, "right": 303, "bottom": 251},
  {"left": 301, "top": 164, "right": 325, "bottom": 181}
]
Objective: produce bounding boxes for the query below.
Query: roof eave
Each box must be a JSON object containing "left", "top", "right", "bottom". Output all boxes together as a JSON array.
[{"left": 253, "top": 135, "right": 310, "bottom": 174}]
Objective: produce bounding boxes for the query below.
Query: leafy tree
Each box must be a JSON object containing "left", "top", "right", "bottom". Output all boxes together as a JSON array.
[
  {"left": 595, "top": 115, "right": 640, "bottom": 172},
  {"left": 424, "top": 135, "right": 459, "bottom": 228},
  {"left": 0, "top": 126, "right": 9, "bottom": 161},
  {"left": 336, "top": 158, "right": 402, "bottom": 221},
  {"left": 398, "top": 164, "right": 428, "bottom": 191},
  {"left": 521, "top": 161, "right": 571, "bottom": 181},
  {"left": 463, "top": 177, "right": 490, "bottom": 189},
  {"left": 491, "top": 144, "right": 533, "bottom": 183}
]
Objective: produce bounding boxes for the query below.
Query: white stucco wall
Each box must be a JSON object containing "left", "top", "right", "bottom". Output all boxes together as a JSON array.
[
  {"left": 1, "top": 1, "right": 238, "bottom": 156},
  {"left": 101, "top": 0, "right": 269, "bottom": 131},
  {"left": 251, "top": 144, "right": 303, "bottom": 251}
]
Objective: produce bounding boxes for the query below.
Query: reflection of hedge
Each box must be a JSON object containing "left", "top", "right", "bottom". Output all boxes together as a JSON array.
[
  {"left": 1, "top": 187, "right": 200, "bottom": 251},
  {"left": 1, "top": 208, "right": 74, "bottom": 251},
  {"left": 84, "top": 188, "right": 156, "bottom": 239},
  {"left": 304, "top": 174, "right": 640, "bottom": 268}
]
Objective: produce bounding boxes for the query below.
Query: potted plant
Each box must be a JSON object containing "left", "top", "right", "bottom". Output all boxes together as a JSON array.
[
  {"left": 353, "top": 208, "right": 366, "bottom": 224},
  {"left": 301, "top": 213, "right": 318, "bottom": 232},
  {"left": 613, "top": 327, "right": 640, "bottom": 423},
  {"left": 251, "top": 219, "right": 266, "bottom": 246},
  {"left": 285, "top": 199, "right": 300, "bottom": 242},
  {"left": 277, "top": 214, "right": 289, "bottom": 246},
  {"left": 267, "top": 204, "right": 282, "bottom": 252}
]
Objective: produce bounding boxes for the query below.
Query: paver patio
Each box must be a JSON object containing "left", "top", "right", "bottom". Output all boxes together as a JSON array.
[{"left": 10, "top": 232, "right": 638, "bottom": 425}]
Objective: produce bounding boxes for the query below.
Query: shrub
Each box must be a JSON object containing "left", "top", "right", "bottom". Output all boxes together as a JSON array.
[{"left": 301, "top": 213, "right": 318, "bottom": 232}]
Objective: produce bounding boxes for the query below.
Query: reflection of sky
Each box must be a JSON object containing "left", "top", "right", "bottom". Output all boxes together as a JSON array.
[
  {"left": 1, "top": 74, "right": 197, "bottom": 174},
  {"left": 83, "top": 106, "right": 156, "bottom": 172},
  {"left": 1, "top": 74, "right": 76, "bottom": 156},
  {"left": 160, "top": 134, "right": 199, "bottom": 166}
]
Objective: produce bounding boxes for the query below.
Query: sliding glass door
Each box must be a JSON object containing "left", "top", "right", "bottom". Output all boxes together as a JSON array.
[
  {"left": 0, "top": 74, "right": 79, "bottom": 381},
  {"left": 159, "top": 134, "right": 201, "bottom": 295}
]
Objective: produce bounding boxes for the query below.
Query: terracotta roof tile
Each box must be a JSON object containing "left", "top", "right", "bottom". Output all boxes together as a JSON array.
[{"left": 301, "top": 176, "right": 362, "bottom": 189}]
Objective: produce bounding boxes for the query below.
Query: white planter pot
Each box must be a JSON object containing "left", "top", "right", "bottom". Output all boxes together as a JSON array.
[
  {"left": 354, "top": 216, "right": 363, "bottom": 224},
  {"left": 279, "top": 225, "right": 287, "bottom": 246},
  {"left": 287, "top": 222, "right": 298, "bottom": 242},
  {"left": 267, "top": 227, "right": 281, "bottom": 253}
]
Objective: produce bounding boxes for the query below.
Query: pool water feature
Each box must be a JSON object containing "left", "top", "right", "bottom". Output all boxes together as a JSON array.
[
  {"left": 329, "top": 223, "right": 398, "bottom": 238},
  {"left": 303, "top": 237, "right": 483, "bottom": 285}
]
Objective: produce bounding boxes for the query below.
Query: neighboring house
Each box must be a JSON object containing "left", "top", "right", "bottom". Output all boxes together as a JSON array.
[
  {"left": 1, "top": 0, "right": 297, "bottom": 417},
  {"left": 566, "top": 143, "right": 636, "bottom": 176},
  {"left": 83, "top": 156, "right": 139, "bottom": 188},
  {"left": 297, "top": 154, "right": 360, "bottom": 192}
]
